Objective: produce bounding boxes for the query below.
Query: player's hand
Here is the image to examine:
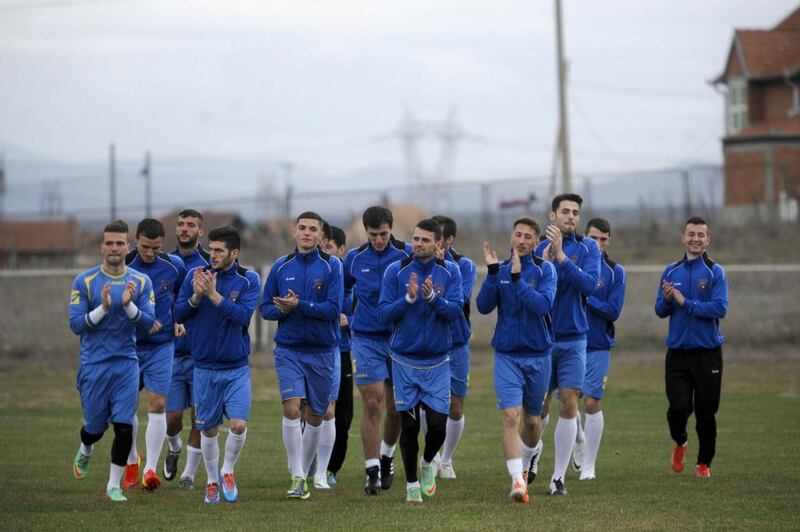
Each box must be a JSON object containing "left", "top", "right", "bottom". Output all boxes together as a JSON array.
[
  {"left": 482, "top": 241, "right": 498, "bottom": 266},
  {"left": 407, "top": 272, "right": 419, "bottom": 300},
  {"left": 545, "top": 225, "right": 565, "bottom": 261},
  {"left": 435, "top": 242, "right": 445, "bottom": 261},
  {"left": 192, "top": 268, "right": 206, "bottom": 297},
  {"left": 284, "top": 289, "right": 299, "bottom": 310},
  {"left": 149, "top": 320, "right": 163, "bottom": 334},
  {"left": 101, "top": 282, "right": 112, "bottom": 311},
  {"left": 203, "top": 271, "right": 218, "bottom": 295},
  {"left": 661, "top": 280, "right": 674, "bottom": 301},
  {"left": 121, "top": 280, "right": 137, "bottom": 306},
  {"left": 541, "top": 243, "right": 553, "bottom": 262},
  {"left": 511, "top": 247, "right": 521, "bottom": 274},
  {"left": 672, "top": 287, "right": 685, "bottom": 306},
  {"left": 174, "top": 323, "right": 186, "bottom": 337},
  {"left": 421, "top": 274, "right": 434, "bottom": 300},
  {"left": 339, "top": 314, "right": 348, "bottom": 327}
]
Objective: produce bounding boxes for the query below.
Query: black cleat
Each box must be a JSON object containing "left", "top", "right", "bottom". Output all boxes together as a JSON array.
[
  {"left": 379, "top": 455, "right": 394, "bottom": 490},
  {"left": 364, "top": 465, "right": 381, "bottom": 495},
  {"left": 163, "top": 449, "right": 180, "bottom": 481},
  {"left": 548, "top": 477, "right": 568, "bottom": 496}
]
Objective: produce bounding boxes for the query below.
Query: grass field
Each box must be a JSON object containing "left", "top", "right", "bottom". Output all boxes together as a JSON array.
[{"left": 1, "top": 353, "right": 799, "bottom": 531}]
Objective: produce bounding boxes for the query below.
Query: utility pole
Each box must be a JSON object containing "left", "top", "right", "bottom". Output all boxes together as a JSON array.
[
  {"left": 0, "top": 151, "right": 6, "bottom": 219},
  {"left": 280, "top": 161, "right": 294, "bottom": 245},
  {"left": 141, "top": 151, "right": 152, "bottom": 218},
  {"left": 682, "top": 168, "right": 692, "bottom": 220},
  {"left": 555, "top": 0, "right": 572, "bottom": 193},
  {"left": 109, "top": 143, "right": 117, "bottom": 221}
]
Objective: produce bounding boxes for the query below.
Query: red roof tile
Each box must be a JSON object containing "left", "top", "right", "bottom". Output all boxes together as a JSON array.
[{"left": 0, "top": 220, "right": 79, "bottom": 254}]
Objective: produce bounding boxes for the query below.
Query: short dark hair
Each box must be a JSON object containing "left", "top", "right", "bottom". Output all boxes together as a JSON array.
[
  {"left": 136, "top": 218, "right": 165, "bottom": 239},
  {"left": 296, "top": 211, "right": 324, "bottom": 225},
  {"left": 685, "top": 216, "right": 708, "bottom": 228},
  {"left": 585, "top": 217, "right": 611, "bottom": 235},
  {"left": 178, "top": 209, "right": 203, "bottom": 224},
  {"left": 329, "top": 226, "right": 346, "bottom": 248},
  {"left": 104, "top": 219, "right": 128, "bottom": 234},
  {"left": 432, "top": 215, "right": 457, "bottom": 240},
  {"left": 321, "top": 220, "right": 331, "bottom": 241},
  {"left": 207, "top": 226, "right": 241, "bottom": 251},
  {"left": 415, "top": 218, "right": 442, "bottom": 242},
  {"left": 551, "top": 193, "right": 583, "bottom": 212},
  {"left": 362, "top": 206, "right": 393, "bottom": 229},
  {"left": 513, "top": 217, "right": 540, "bottom": 235}
]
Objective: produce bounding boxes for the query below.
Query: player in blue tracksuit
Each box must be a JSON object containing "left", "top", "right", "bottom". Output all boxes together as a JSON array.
[
  {"left": 570, "top": 218, "right": 626, "bottom": 481},
  {"left": 655, "top": 216, "right": 728, "bottom": 479},
  {"left": 534, "top": 193, "right": 601, "bottom": 496},
  {"left": 123, "top": 218, "right": 187, "bottom": 492},
  {"left": 164, "top": 208, "right": 210, "bottom": 489},
  {"left": 261, "top": 211, "right": 343, "bottom": 500},
  {"left": 69, "top": 220, "right": 156, "bottom": 502},
  {"left": 378, "top": 218, "right": 463, "bottom": 504},
  {"left": 174, "top": 226, "right": 260, "bottom": 504},
  {"left": 476, "top": 216, "right": 557, "bottom": 503},
  {"left": 342, "top": 206, "right": 412, "bottom": 494}
]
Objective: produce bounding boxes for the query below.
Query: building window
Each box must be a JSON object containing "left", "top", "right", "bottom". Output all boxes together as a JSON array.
[{"left": 728, "top": 78, "right": 748, "bottom": 134}]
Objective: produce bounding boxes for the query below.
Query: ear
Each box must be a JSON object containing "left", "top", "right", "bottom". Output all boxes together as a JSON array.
[{"left": 548, "top": 211, "right": 556, "bottom": 222}]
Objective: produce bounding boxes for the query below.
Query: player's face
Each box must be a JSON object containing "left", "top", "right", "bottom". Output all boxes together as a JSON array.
[
  {"left": 682, "top": 223, "right": 710, "bottom": 258},
  {"left": 509, "top": 223, "right": 537, "bottom": 257},
  {"left": 209, "top": 241, "right": 238, "bottom": 270},
  {"left": 412, "top": 227, "right": 437, "bottom": 260},
  {"left": 366, "top": 223, "right": 392, "bottom": 252},
  {"left": 549, "top": 200, "right": 581, "bottom": 235},
  {"left": 101, "top": 232, "right": 128, "bottom": 267},
  {"left": 136, "top": 235, "right": 164, "bottom": 263},
  {"left": 586, "top": 227, "right": 611, "bottom": 253},
  {"left": 176, "top": 216, "right": 203, "bottom": 248},
  {"left": 324, "top": 240, "right": 345, "bottom": 259},
  {"left": 294, "top": 218, "right": 322, "bottom": 252}
]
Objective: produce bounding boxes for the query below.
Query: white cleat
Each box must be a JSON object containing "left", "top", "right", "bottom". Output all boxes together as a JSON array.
[
  {"left": 314, "top": 476, "right": 331, "bottom": 489},
  {"left": 439, "top": 462, "right": 456, "bottom": 479},
  {"left": 579, "top": 468, "right": 596, "bottom": 481}
]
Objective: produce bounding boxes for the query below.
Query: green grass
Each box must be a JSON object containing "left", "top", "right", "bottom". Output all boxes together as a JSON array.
[{"left": 1, "top": 354, "right": 798, "bottom": 530}]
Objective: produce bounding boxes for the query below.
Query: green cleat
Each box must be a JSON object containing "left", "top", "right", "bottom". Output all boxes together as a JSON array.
[
  {"left": 406, "top": 485, "right": 423, "bottom": 504},
  {"left": 420, "top": 465, "right": 436, "bottom": 497},
  {"left": 105, "top": 487, "right": 127, "bottom": 502},
  {"left": 287, "top": 476, "right": 310, "bottom": 500},
  {"left": 73, "top": 449, "right": 91, "bottom": 480}
]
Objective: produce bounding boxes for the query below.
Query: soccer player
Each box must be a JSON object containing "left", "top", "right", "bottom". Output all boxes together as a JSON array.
[
  {"left": 342, "top": 206, "right": 412, "bottom": 494},
  {"left": 69, "top": 219, "right": 156, "bottom": 502},
  {"left": 123, "top": 218, "right": 187, "bottom": 491},
  {"left": 656, "top": 216, "right": 728, "bottom": 479},
  {"left": 476, "top": 217, "right": 556, "bottom": 503},
  {"left": 165, "top": 209, "right": 210, "bottom": 489},
  {"left": 174, "top": 226, "right": 260, "bottom": 504},
  {"left": 534, "top": 193, "right": 601, "bottom": 495},
  {"left": 571, "top": 217, "right": 626, "bottom": 480},
  {"left": 261, "top": 212, "right": 343, "bottom": 500},
  {"left": 430, "top": 215, "right": 476, "bottom": 478},
  {"left": 377, "top": 218, "right": 463, "bottom": 504}
]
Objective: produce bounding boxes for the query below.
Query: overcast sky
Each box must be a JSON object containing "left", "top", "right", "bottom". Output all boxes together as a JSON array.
[{"left": 0, "top": 0, "right": 795, "bottom": 187}]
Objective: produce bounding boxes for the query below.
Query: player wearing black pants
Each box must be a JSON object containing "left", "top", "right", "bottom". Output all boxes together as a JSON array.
[{"left": 328, "top": 349, "right": 354, "bottom": 476}]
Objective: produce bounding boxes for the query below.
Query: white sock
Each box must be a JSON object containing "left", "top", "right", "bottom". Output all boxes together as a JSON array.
[
  {"left": 315, "top": 419, "right": 336, "bottom": 480},
  {"left": 553, "top": 416, "right": 577, "bottom": 482},
  {"left": 80, "top": 442, "right": 94, "bottom": 456},
  {"left": 144, "top": 412, "right": 167, "bottom": 472},
  {"left": 108, "top": 463, "right": 124, "bottom": 489},
  {"left": 575, "top": 410, "right": 586, "bottom": 444},
  {"left": 221, "top": 428, "right": 247, "bottom": 476},
  {"left": 200, "top": 433, "right": 219, "bottom": 484},
  {"left": 419, "top": 408, "right": 428, "bottom": 435},
  {"left": 441, "top": 416, "right": 464, "bottom": 464},
  {"left": 380, "top": 440, "right": 396, "bottom": 459},
  {"left": 521, "top": 440, "right": 537, "bottom": 471},
  {"left": 127, "top": 413, "right": 139, "bottom": 465},
  {"left": 506, "top": 458, "right": 523, "bottom": 482},
  {"left": 167, "top": 434, "right": 182, "bottom": 453},
  {"left": 182, "top": 445, "right": 202, "bottom": 480},
  {"left": 366, "top": 458, "right": 380, "bottom": 469},
  {"left": 584, "top": 411, "right": 604, "bottom": 471},
  {"left": 301, "top": 423, "right": 323, "bottom": 477},
  {"left": 282, "top": 417, "right": 304, "bottom": 478}
]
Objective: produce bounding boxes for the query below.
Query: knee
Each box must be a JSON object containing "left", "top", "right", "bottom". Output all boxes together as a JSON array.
[
  {"left": 501, "top": 409, "right": 520, "bottom": 429},
  {"left": 229, "top": 420, "right": 247, "bottom": 435},
  {"left": 401, "top": 410, "right": 420, "bottom": 433},
  {"left": 113, "top": 422, "right": 133, "bottom": 442},
  {"left": 148, "top": 394, "right": 167, "bottom": 414},
  {"left": 425, "top": 410, "right": 447, "bottom": 434},
  {"left": 449, "top": 397, "right": 464, "bottom": 420},
  {"left": 585, "top": 397, "right": 601, "bottom": 414},
  {"left": 559, "top": 391, "right": 579, "bottom": 417},
  {"left": 283, "top": 401, "right": 302, "bottom": 420}
]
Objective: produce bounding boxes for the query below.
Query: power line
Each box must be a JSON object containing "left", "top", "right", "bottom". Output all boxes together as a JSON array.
[
  {"left": 572, "top": 79, "right": 714, "bottom": 100},
  {"left": 0, "top": 0, "right": 140, "bottom": 10}
]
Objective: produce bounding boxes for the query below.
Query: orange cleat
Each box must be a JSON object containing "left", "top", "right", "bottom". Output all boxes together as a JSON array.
[
  {"left": 695, "top": 463, "right": 711, "bottom": 478},
  {"left": 510, "top": 478, "right": 529, "bottom": 503},
  {"left": 123, "top": 453, "right": 141, "bottom": 491},
  {"left": 671, "top": 442, "right": 687, "bottom": 473},
  {"left": 142, "top": 468, "right": 161, "bottom": 491}
]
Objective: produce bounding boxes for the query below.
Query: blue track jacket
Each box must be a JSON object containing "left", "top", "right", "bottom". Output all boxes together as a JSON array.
[
  {"left": 170, "top": 247, "right": 210, "bottom": 356},
  {"left": 126, "top": 250, "right": 186, "bottom": 345},
  {"left": 586, "top": 253, "right": 626, "bottom": 351},
  {"left": 445, "top": 248, "right": 477, "bottom": 348}
]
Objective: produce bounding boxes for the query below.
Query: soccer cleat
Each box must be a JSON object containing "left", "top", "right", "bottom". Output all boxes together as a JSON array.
[
  {"left": 326, "top": 471, "right": 337, "bottom": 487},
  {"left": 572, "top": 439, "right": 586, "bottom": 472},
  {"left": 287, "top": 476, "right": 310, "bottom": 500},
  {"left": 527, "top": 441, "right": 542, "bottom": 485},
  {"left": 695, "top": 463, "right": 711, "bottom": 478},
  {"left": 510, "top": 478, "right": 529, "bottom": 503},
  {"left": 431, "top": 452, "right": 442, "bottom": 477},
  {"left": 73, "top": 449, "right": 91, "bottom": 480},
  {"left": 406, "top": 485, "right": 423, "bottom": 504},
  {"left": 163, "top": 448, "right": 180, "bottom": 481},
  {"left": 179, "top": 476, "right": 194, "bottom": 490},
  {"left": 379, "top": 455, "right": 394, "bottom": 490},
  {"left": 123, "top": 453, "right": 141, "bottom": 492},
  {"left": 548, "top": 477, "right": 568, "bottom": 496},
  {"left": 420, "top": 464, "right": 436, "bottom": 497},
  {"left": 204, "top": 482, "right": 220, "bottom": 503},
  {"left": 314, "top": 475, "right": 331, "bottom": 490},
  {"left": 671, "top": 442, "right": 688, "bottom": 473},
  {"left": 105, "top": 486, "right": 127, "bottom": 502},
  {"left": 579, "top": 468, "right": 596, "bottom": 481},
  {"left": 221, "top": 473, "right": 238, "bottom": 502},
  {"left": 141, "top": 469, "right": 161, "bottom": 491},
  {"left": 439, "top": 462, "right": 456, "bottom": 479},
  {"left": 364, "top": 465, "right": 380, "bottom": 495}
]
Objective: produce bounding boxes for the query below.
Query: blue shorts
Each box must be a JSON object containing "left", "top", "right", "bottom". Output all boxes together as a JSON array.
[
  {"left": 77, "top": 358, "right": 139, "bottom": 434},
  {"left": 449, "top": 344, "right": 470, "bottom": 398},
  {"left": 329, "top": 346, "right": 342, "bottom": 402},
  {"left": 167, "top": 355, "right": 194, "bottom": 413},
  {"left": 193, "top": 365, "right": 251, "bottom": 430},
  {"left": 351, "top": 334, "right": 393, "bottom": 386},
  {"left": 391, "top": 354, "right": 451, "bottom": 415},
  {"left": 549, "top": 337, "right": 587, "bottom": 392},
  {"left": 494, "top": 352, "right": 552, "bottom": 415},
  {"left": 137, "top": 342, "right": 174, "bottom": 397},
  {"left": 582, "top": 349, "right": 610, "bottom": 399},
  {"left": 274, "top": 347, "right": 334, "bottom": 416}
]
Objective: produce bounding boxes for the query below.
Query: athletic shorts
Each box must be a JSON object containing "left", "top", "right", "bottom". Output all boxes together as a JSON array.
[
  {"left": 137, "top": 342, "right": 174, "bottom": 397},
  {"left": 193, "top": 365, "right": 251, "bottom": 430},
  {"left": 274, "top": 347, "right": 334, "bottom": 416},
  {"left": 582, "top": 349, "right": 610, "bottom": 399},
  {"left": 449, "top": 344, "right": 470, "bottom": 398},
  {"left": 167, "top": 355, "right": 194, "bottom": 413},
  {"left": 391, "top": 354, "right": 450, "bottom": 415},
  {"left": 351, "top": 334, "right": 392, "bottom": 386},
  {"left": 549, "top": 337, "right": 587, "bottom": 392},
  {"left": 329, "top": 346, "right": 342, "bottom": 402},
  {"left": 494, "top": 352, "right": 552, "bottom": 415},
  {"left": 77, "top": 358, "right": 139, "bottom": 434}
]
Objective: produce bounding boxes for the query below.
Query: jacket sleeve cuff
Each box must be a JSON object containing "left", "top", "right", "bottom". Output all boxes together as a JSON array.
[
  {"left": 511, "top": 272, "right": 521, "bottom": 283},
  {"left": 487, "top": 263, "right": 499, "bottom": 275}
]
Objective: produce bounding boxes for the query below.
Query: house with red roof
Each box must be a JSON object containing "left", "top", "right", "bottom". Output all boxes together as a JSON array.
[{"left": 0, "top": 219, "right": 80, "bottom": 268}]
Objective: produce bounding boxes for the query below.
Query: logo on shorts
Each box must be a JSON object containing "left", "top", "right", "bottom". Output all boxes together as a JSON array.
[
  {"left": 433, "top": 283, "right": 444, "bottom": 295},
  {"left": 160, "top": 280, "right": 170, "bottom": 292},
  {"left": 229, "top": 290, "right": 239, "bottom": 301},
  {"left": 698, "top": 278, "right": 708, "bottom": 291},
  {"left": 314, "top": 278, "right": 325, "bottom": 292}
]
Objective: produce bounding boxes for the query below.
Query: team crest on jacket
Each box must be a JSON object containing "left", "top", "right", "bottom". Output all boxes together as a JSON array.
[
  {"left": 160, "top": 280, "right": 170, "bottom": 292},
  {"left": 314, "top": 278, "right": 325, "bottom": 292},
  {"left": 433, "top": 283, "right": 445, "bottom": 295},
  {"left": 229, "top": 290, "right": 239, "bottom": 302},
  {"left": 698, "top": 278, "right": 708, "bottom": 291}
]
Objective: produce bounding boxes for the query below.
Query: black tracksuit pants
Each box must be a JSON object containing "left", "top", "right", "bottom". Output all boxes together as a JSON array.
[{"left": 328, "top": 350, "right": 354, "bottom": 474}]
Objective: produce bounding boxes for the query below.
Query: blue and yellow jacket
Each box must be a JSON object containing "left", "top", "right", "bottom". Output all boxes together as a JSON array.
[
  {"left": 587, "top": 253, "right": 626, "bottom": 351},
  {"left": 126, "top": 250, "right": 186, "bottom": 346},
  {"left": 445, "top": 248, "right": 477, "bottom": 349},
  {"left": 170, "top": 247, "right": 210, "bottom": 357}
]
